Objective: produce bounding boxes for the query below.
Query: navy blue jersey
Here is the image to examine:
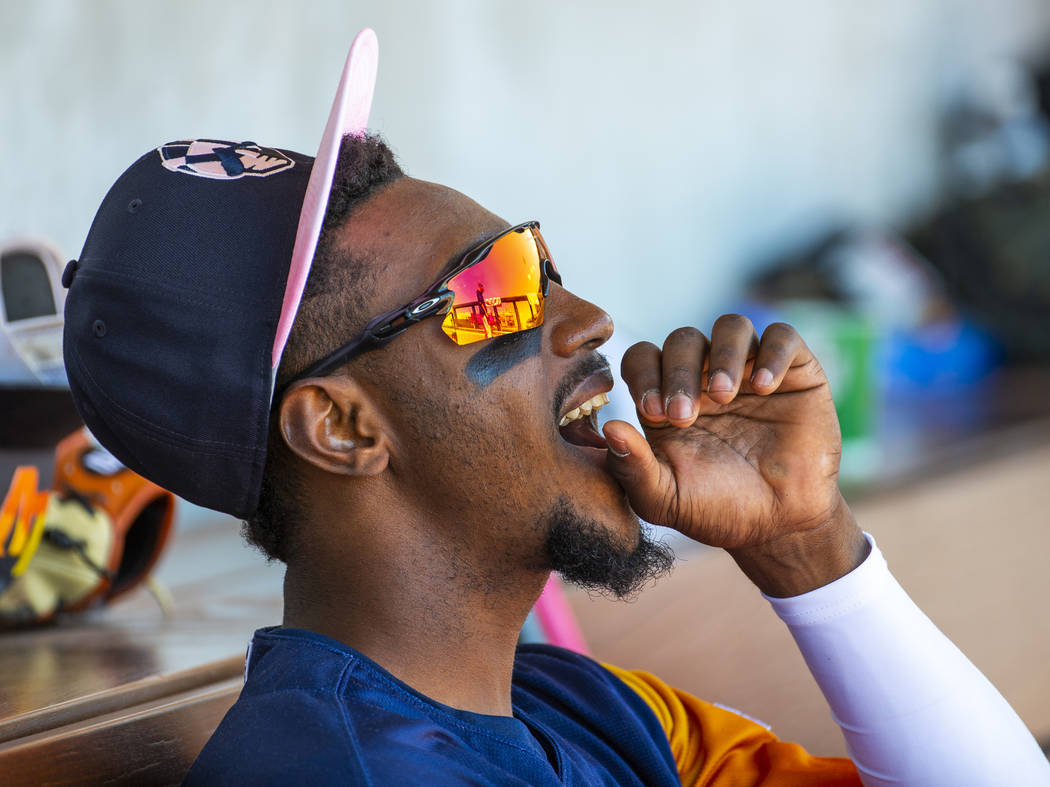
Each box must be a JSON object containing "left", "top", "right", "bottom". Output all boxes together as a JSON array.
[{"left": 185, "top": 627, "right": 679, "bottom": 786}]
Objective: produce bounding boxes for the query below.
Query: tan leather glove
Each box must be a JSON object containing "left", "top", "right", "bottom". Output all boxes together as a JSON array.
[{"left": 0, "top": 430, "right": 176, "bottom": 627}]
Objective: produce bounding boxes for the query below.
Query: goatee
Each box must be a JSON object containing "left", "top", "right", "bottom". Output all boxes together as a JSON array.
[{"left": 542, "top": 498, "right": 675, "bottom": 599}]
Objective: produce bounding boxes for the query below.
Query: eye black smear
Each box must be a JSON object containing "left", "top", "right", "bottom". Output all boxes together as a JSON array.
[{"left": 464, "top": 327, "right": 542, "bottom": 388}]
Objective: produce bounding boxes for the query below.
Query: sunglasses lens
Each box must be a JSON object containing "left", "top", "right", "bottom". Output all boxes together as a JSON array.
[{"left": 441, "top": 227, "right": 547, "bottom": 346}]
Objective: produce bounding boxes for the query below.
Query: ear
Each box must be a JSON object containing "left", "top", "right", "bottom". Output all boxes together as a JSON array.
[{"left": 277, "top": 375, "right": 389, "bottom": 477}]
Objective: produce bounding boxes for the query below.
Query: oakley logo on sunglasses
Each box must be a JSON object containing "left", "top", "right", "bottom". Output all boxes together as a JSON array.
[{"left": 409, "top": 296, "right": 448, "bottom": 317}]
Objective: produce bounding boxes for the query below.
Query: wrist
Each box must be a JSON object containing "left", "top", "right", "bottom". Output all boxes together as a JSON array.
[{"left": 727, "top": 496, "right": 870, "bottom": 598}]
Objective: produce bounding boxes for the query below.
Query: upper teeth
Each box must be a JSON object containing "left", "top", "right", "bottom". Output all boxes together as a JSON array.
[{"left": 559, "top": 392, "right": 610, "bottom": 427}]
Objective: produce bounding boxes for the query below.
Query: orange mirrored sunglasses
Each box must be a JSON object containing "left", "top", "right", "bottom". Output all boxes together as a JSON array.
[{"left": 281, "top": 221, "right": 560, "bottom": 391}]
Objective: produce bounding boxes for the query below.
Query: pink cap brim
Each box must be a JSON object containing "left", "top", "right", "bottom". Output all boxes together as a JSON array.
[{"left": 272, "top": 28, "right": 379, "bottom": 368}]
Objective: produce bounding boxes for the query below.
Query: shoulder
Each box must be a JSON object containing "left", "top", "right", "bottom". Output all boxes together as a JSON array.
[
  {"left": 186, "top": 628, "right": 521, "bottom": 786},
  {"left": 513, "top": 643, "right": 655, "bottom": 712},
  {"left": 184, "top": 682, "right": 368, "bottom": 785},
  {"left": 185, "top": 628, "right": 369, "bottom": 785},
  {"left": 512, "top": 645, "right": 678, "bottom": 780}
]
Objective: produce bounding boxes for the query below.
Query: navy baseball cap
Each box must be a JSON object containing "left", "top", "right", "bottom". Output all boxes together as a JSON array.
[{"left": 62, "top": 29, "right": 379, "bottom": 518}]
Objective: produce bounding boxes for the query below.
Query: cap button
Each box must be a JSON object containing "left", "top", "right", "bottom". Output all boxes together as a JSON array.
[{"left": 62, "top": 259, "right": 78, "bottom": 288}]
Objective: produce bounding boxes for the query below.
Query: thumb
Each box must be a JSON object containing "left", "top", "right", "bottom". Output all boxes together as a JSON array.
[{"left": 602, "top": 420, "right": 669, "bottom": 522}]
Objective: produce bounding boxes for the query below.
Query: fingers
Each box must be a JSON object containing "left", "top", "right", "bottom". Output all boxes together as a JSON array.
[
  {"left": 621, "top": 328, "right": 709, "bottom": 427},
  {"left": 602, "top": 420, "right": 669, "bottom": 520},
  {"left": 621, "top": 341, "right": 665, "bottom": 425},
  {"left": 751, "top": 322, "right": 805, "bottom": 395},
  {"left": 619, "top": 315, "right": 805, "bottom": 425},
  {"left": 660, "top": 327, "right": 708, "bottom": 427},
  {"left": 706, "top": 314, "right": 760, "bottom": 405}
]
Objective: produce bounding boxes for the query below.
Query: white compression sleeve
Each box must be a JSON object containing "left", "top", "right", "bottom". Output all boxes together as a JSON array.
[{"left": 766, "top": 534, "right": 1049, "bottom": 786}]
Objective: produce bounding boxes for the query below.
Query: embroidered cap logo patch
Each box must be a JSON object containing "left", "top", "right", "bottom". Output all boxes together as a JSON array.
[{"left": 157, "top": 140, "right": 294, "bottom": 180}]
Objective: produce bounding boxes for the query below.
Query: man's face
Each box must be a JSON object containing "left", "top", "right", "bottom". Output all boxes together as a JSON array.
[{"left": 327, "top": 178, "right": 671, "bottom": 595}]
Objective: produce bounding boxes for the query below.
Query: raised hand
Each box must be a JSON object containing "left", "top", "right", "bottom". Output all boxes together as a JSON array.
[{"left": 603, "top": 314, "right": 869, "bottom": 596}]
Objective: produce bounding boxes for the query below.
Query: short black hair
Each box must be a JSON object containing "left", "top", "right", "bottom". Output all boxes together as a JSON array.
[{"left": 242, "top": 133, "right": 404, "bottom": 562}]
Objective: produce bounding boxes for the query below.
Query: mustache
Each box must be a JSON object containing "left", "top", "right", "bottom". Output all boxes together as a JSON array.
[{"left": 552, "top": 352, "right": 612, "bottom": 422}]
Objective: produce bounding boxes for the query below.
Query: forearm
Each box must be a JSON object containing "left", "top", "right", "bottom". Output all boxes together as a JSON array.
[{"left": 767, "top": 534, "right": 1049, "bottom": 786}]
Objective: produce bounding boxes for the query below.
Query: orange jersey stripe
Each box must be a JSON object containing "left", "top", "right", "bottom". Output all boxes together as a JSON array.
[{"left": 603, "top": 664, "right": 861, "bottom": 786}]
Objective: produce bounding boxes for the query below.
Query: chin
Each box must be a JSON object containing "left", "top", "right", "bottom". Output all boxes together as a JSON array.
[{"left": 541, "top": 496, "right": 675, "bottom": 600}]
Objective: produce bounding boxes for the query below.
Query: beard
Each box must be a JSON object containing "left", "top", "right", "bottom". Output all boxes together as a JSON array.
[{"left": 541, "top": 498, "right": 675, "bottom": 600}]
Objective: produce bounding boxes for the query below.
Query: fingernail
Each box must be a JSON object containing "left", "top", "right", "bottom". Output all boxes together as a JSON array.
[
  {"left": 607, "top": 435, "right": 630, "bottom": 457},
  {"left": 709, "top": 371, "right": 733, "bottom": 393},
  {"left": 641, "top": 391, "right": 663, "bottom": 418},
  {"left": 668, "top": 393, "right": 692, "bottom": 421},
  {"left": 753, "top": 368, "right": 774, "bottom": 387}
]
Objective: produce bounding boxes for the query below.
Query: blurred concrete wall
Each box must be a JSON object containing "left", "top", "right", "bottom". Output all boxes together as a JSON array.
[{"left": 3, "top": 0, "right": 1049, "bottom": 340}]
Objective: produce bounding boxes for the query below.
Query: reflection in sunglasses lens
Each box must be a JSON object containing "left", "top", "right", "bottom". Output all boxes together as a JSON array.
[{"left": 441, "top": 229, "right": 546, "bottom": 346}]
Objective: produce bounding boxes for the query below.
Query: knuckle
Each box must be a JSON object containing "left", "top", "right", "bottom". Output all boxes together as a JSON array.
[
  {"left": 761, "top": 340, "right": 790, "bottom": 358},
  {"left": 621, "top": 342, "right": 660, "bottom": 374},
  {"left": 665, "top": 364, "right": 697, "bottom": 382},
  {"left": 665, "top": 326, "right": 704, "bottom": 344},
  {"left": 765, "top": 321, "right": 799, "bottom": 339},
  {"left": 713, "top": 313, "right": 752, "bottom": 332},
  {"left": 710, "top": 344, "right": 737, "bottom": 363},
  {"left": 623, "top": 340, "right": 659, "bottom": 361}
]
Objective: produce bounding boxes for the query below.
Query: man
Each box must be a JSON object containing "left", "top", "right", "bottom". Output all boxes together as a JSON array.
[
  {"left": 476, "top": 281, "right": 488, "bottom": 335},
  {"left": 63, "top": 32, "right": 1048, "bottom": 786}
]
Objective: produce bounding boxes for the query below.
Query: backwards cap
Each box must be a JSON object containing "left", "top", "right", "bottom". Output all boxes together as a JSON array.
[{"left": 62, "top": 29, "right": 379, "bottom": 518}]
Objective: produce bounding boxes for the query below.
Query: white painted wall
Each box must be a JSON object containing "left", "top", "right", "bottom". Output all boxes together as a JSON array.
[{"left": 3, "top": 0, "right": 1048, "bottom": 341}]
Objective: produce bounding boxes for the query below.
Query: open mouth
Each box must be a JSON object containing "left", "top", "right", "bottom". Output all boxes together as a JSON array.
[{"left": 558, "top": 392, "right": 610, "bottom": 449}]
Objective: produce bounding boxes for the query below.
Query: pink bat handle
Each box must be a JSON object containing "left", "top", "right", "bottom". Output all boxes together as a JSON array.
[{"left": 533, "top": 573, "right": 590, "bottom": 654}]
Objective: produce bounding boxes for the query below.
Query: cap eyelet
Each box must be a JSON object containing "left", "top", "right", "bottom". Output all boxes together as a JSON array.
[
  {"left": 92, "top": 320, "right": 107, "bottom": 338},
  {"left": 127, "top": 198, "right": 142, "bottom": 214}
]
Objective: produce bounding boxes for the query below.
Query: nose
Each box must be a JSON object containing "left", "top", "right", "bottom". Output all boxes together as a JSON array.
[{"left": 546, "top": 284, "right": 614, "bottom": 357}]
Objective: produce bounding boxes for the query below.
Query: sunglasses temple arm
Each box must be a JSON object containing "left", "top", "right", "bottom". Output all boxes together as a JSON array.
[
  {"left": 274, "top": 332, "right": 384, "bottom": 400},
  {"left": 298, "top": 335, "right": 381, "bottom": 380},
  {"left": 275, "top": 297, "right": 427, "bottom": 398}
]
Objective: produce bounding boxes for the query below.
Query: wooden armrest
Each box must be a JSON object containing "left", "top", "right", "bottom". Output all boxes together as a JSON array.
[{"left": 0, "top": 677, "right": 242, "bottom": 786}]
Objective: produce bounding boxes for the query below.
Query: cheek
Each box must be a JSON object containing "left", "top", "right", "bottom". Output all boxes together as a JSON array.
[
  {"left": 385, "top": 369, "right": 638, "bottom": 550},
  {"left": 464, "top": 327, "right": 543, "bottom": 389},
  {"left": 386, "top": 371, "right": 555, "bottom": 513}
]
